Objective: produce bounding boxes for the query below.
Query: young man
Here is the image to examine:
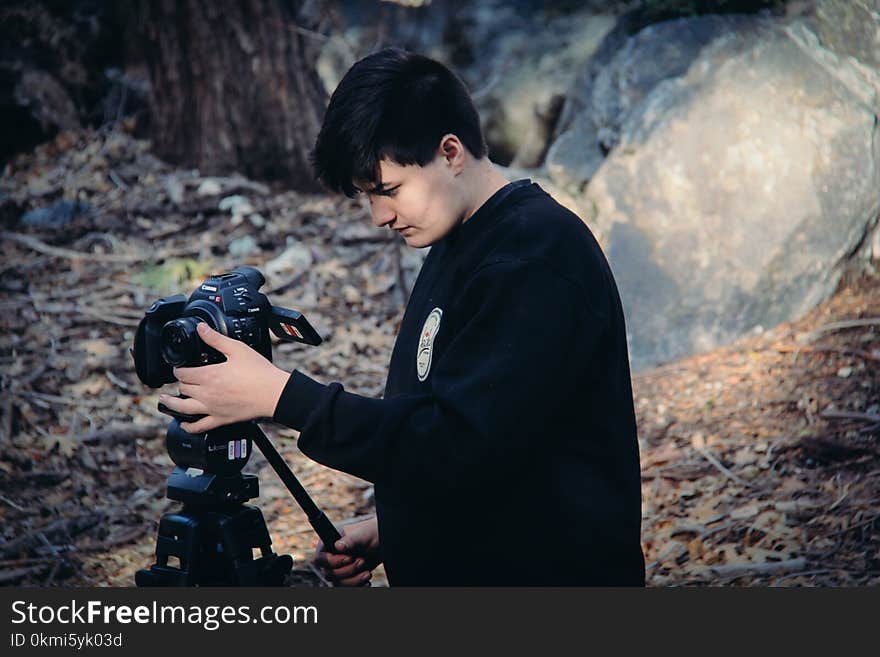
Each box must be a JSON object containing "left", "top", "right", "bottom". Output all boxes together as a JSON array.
[{"left": 162, "top": 48, "right": 645, "bottom": 586}]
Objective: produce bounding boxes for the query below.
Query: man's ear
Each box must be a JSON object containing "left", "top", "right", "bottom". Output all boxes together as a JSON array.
[{"left": 438, "top": 134, "right": 466, "bottom": 175}]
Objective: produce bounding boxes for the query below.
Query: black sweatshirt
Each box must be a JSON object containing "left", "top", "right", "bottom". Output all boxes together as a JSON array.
[{"left": 273, "top": 181, "right": 645, "bottom": 586}]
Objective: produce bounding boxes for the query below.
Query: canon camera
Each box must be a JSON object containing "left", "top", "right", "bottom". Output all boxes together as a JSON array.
[{"left": 132, "top": 265, "right": 321, "bottom": 388}]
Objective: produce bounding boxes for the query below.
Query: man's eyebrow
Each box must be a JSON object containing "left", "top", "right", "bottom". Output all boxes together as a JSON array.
[{"left": 362, "top": 182, "right": 399, "bottom": 194}]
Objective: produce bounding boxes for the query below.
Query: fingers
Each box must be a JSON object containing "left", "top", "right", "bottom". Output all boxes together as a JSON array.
[
  {"left": 180, "top": 416, "right": 219, "bottom": 433},
  {"left": 177, "top": 382, "right": 199, "bottom": 398},
  {"left": 174, "top": 366, "right": 208, "bottom": 384},
  {"left": 159, "top": 394, "right": 208, "bottom": 416},
  {"left": 337, "top": 570, "right": 372, "bottom": 587},
  {"left": 314, "top": 551, "right": 354, "bottom": 569},
  {"left": 315, "top": 552, "right": 372, "bottom": 585},
  {"left": 196, "top": 322, "right": 239, "bottom": 355}
]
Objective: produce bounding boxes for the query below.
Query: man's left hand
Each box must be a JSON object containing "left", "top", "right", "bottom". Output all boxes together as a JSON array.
[{"left": 158, "top": 322, "right": 290, "bottom": 433}]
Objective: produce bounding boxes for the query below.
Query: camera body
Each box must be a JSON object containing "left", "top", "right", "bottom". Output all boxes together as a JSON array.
[{"left": 132, "top": 265, "right": 321, "bottom": 388}]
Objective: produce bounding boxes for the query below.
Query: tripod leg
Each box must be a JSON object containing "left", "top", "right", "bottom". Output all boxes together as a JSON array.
[
  {"left": 136, "top": 511, "right": 204, "bottom": 586},
  {"left": 217, "top": 505, "right": 293, "bottom": 586}
]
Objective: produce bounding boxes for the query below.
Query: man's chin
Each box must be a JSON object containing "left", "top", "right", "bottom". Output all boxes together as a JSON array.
[{"left": 403, "top": 234, "right": 427, "bottom": 248}]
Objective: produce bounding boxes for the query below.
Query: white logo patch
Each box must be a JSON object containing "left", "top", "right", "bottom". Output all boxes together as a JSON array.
[{"left": 416, "top": 308, "right": 443, "bottom": 382}]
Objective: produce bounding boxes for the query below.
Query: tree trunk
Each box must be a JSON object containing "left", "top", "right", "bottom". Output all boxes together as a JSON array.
[{"left": 133, "top": 0, "right": 326, "bottom": 190}]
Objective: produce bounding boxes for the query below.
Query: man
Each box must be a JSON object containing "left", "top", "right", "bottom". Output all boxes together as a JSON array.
[{"left": 161, "top": 48, "right": 645, "bottom": 586}]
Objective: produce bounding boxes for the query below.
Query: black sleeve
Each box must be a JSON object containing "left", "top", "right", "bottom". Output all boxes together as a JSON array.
[{"left": 273, "top": 258, "right": 608, "bottom": 499}]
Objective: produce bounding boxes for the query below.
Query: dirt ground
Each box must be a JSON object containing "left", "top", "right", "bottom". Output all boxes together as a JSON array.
[{"left": 1, "top": 127, "right": 877, "bottom": 587}]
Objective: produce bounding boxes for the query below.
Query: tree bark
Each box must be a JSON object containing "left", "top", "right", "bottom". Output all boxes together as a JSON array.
[{"left": 133, "top": 0, "right": 326, "bottom": 190}]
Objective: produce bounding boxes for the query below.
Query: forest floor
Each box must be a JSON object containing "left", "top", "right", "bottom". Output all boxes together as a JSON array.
[{"left": 1, "top": 126, "right": 877, "bottom": 587}]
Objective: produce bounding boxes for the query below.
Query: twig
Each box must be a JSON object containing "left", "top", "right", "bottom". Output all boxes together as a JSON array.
[
  {"left": 77, "top": 423, "right": 163, "bottom": 445},
  {"left": 10, "top": 389, "right": 116, "bottom": 409},
  {"left": 2, "top": 231, "right": 141, "bottom": 263},
  {"left": 306, "top": 562, "right": 333, "bottom": 587},
  {"left": 820, "top": 410, "right": 880, "bottom": 423},
  {"left": 106, "top": 370, "right": 138, "bottom": 393},
  {"left": 3, "top": 230, "right": 199, "bottom": 265},
  {"left": 0, "top": 513, "right": 104, "bottom": 559},
  {"left": 693, "top": 445, "right": 753, "bottom": 488},
  {"left": 0, "top": 557, "right": 58, "bottom": 568},
  {"left": 829, "top": 513, "right": 879, "bottom": 538},
  {"left": 774, "top": 343, "right": 880, "bottom": 363},
  {"left": 711, "top": 558, "right": 808, "bottom": 578},
  {"left": 108, "top": 169, "right": 129, "bottom": 190},
  {"left": 0, "top": 565, "right": 50, "bottom": 585},
  {"left": 36, "top": 531, "right": 61, "bottom": 558},
  {"left": 0, "top": 494, "right": 25, "bottom": 512},
  {"left": 806, "top": 317, "right": 880, "bottom": 340},
  {"left": 770, "top": 569, "right": 834, "bottom": 585}
]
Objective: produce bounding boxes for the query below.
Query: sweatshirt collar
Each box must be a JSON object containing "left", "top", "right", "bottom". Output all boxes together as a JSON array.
[{"left": 448, "top": 178, "right": 533, "bottom": 245}]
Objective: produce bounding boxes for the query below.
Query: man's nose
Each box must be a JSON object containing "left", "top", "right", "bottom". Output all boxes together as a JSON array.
[{"left": 370, "top": 197, "right": 395, "bottom": 227}]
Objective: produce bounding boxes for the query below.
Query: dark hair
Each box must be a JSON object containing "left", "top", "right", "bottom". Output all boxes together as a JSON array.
[{"left": 310, "top": 48, "right": 487, "bottom": 197}]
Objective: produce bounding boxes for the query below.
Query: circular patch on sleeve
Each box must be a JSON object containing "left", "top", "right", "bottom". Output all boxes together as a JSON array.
[{"left": 416, "top": 307, "right": 443, "bottom": 382}]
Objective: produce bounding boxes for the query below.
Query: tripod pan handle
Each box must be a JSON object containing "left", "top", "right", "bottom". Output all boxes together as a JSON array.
[{"left": 311, "top": 510, "right": 343, "bottom": 552}]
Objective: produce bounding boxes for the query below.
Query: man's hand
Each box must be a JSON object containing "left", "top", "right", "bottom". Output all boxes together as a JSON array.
[
  {"left": 158, "top": 322, "right": 290, "bottom": 433},
  {"left": 314, "top": 516, "right": 381, "bottom": 587}
]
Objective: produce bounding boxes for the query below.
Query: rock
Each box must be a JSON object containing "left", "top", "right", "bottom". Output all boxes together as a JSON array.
[
  {"left": 20, "top": 199, "right": 91, "bottom": 228},
  {"left": 547, "top": 14, "right": 752, "bottom": 191},
  {"left": 248, "top": 212, "right": 266, "bottom": 228},
  {"left": 163, "top": 176, "right": 185, "bottom": 205},
  {"left": 196, "top": 179, "right": 222, "bottom": 197},
  {"left": 264, "top": 242, "right": 314, "bottom": 279},
  {"left": 218, "top": 194, "right": 254, "bottom": 216},
  {"left": 26, "top": 172, "right": 61, "bottom": 198},
  {"left": 812, "top": 0, "right": 880, "bottom": 72},
  {"left": 227, "top": 235, "right": 259, "bottom": 257},
  {"left": 580, "top": 17, "right": 880, "bottom": 369},
  {"left": 342, "top": 284, "right": 362, "bottom": 304}
]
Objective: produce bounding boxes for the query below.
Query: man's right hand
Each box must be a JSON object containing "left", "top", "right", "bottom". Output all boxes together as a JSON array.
[{"left": 314, "top": 515, "right": 381, "bottom": 586}]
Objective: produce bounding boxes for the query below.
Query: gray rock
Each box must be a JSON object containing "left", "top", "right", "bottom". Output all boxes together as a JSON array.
[
  {"left": 813, "top": 0, "right": 880, "bottom": 72},
  {"left": 547, "top": 14, "right": 753, "bottom": 191},
  {"left": 21, "top": 200, "right": 91, "bottom": 228},
  {"left": 582, "top": 18, "right": 880, "bottom": 370},
  {"left": 264, "top": 242, "right": 314, "bottom": 280},
  {"left": 227, "top": 235, "right": 259, "bottom": 257}
]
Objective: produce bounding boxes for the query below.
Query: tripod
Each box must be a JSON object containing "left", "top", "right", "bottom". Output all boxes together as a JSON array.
[{"left": 136, "top": 420, "right": 341, "bottom": 587}]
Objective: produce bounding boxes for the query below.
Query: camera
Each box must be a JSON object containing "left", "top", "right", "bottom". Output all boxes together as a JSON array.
[{"left": 132, "top": 265, "right": 321, "bottom": 388}]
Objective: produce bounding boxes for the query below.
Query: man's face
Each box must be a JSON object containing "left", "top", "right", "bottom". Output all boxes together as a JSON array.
[{"left": 360, "top": 157, "right": 465, "bottom": 248}]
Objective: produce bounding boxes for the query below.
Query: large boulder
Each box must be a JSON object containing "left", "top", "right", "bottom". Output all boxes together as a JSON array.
[
  {"left": 568, "top": 16, "right": 880, "bottom": 369},
  {"left": 546, "top": 14, "right": 756, "bottom": 190}
]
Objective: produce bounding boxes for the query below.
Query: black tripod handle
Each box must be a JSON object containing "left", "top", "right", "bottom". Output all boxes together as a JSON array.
[{"left": 247, "top": 423, "right": 343, "bottom": 551}]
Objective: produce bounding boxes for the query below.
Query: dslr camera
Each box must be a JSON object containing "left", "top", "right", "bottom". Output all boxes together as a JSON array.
[{"left": 132, "top": 265, "right": 321, "bottom": 388}]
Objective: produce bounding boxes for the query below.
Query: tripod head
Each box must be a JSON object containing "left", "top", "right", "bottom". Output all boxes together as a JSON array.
[
  {"left": 136, "top": 416, "right": 342, "bottom": 587},
  {"left": 163, "top": 420, "right": 257, "bottom": 507}
]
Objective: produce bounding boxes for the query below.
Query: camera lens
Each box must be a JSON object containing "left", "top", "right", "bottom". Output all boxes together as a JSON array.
[{"left": 160, "top": 317, "right": 204, "bottom": 367}]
